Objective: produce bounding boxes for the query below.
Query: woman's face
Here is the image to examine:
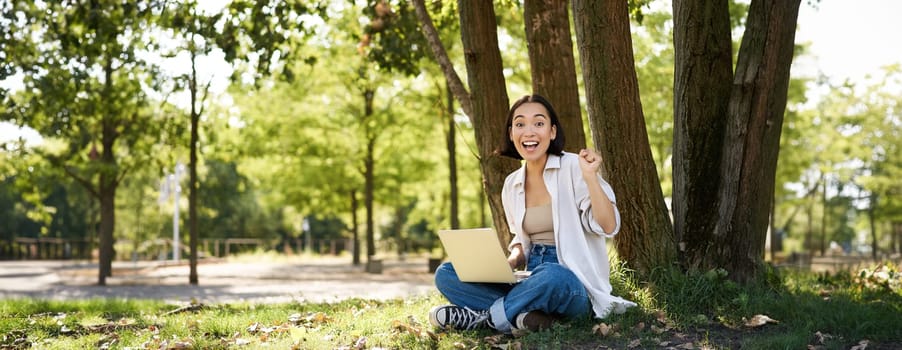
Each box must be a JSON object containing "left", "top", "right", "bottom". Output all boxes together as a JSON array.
[{"left": 509, "top": 102, "right": 557, "bottom": 163}]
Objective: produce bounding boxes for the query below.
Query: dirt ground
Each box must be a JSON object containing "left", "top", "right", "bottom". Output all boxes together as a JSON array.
[{"left": 0, "top": 256, "right": 437, "bottom": 304}]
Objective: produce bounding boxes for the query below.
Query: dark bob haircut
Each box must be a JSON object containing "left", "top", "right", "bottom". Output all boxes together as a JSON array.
[{"left": 497, "top": 94, "right": 566, "bottom": 160}]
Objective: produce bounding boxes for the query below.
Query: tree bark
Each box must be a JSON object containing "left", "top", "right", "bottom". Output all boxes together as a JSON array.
[
  {"left": 98, "top": 58, "right": 118, "bottom": 285},
  {"left": 363, "top": 89, "right": 377, "bottom": 263},
  {"left": 351, "top": 189, "right": 360, "bottom": 265},
  {"left": 98, "top": 173, "right": 115, "bottom": 285},
  {"left": 820, "top": 175, "right": 827, "bottom": 256},
  {"left": 447, "top": 83, "right": 459, "bottom": 230},
  {"left": 571, "top": 0, "right": 676, "bottom": 273},
  {"left": 671, "top": 0, "right": 733, "bottom": 268},
  {"left": 713, "top": 0, "right": 801, "bottom": 281},
  {"left": 868, "top": 195, "right": 877, "bottom": 260},
  {"left": 188, "top": 49, "right": 200, "bottom": 285},
  {"left": 894, "top": 221, "right": 901, "bottom": 254},
  {"left": 458, "top": 0, "right": 519, "bottom": 242},
  {"left": 524, "top": 0, "right": 587, "bottom": 152}
]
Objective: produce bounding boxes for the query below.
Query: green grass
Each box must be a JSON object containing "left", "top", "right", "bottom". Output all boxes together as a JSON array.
[{"left": 1, "top": 262, "right": 900, "bottom": 349}]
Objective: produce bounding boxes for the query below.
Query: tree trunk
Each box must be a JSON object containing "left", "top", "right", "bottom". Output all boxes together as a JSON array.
[
  {"left": 524, "top": 0, "right": 587, "bottom": 152},
  {"left": 712, "top": 0, "right": 801, "bottom": 281},
  {"left": 98, "top": 175, "right": 115, "bottom": 285},
  {"left": 894, "top": 221, "right": 901, "bottom": 254},
  {"left": 98, "top": 59, "right": 118, "bottom": 285},
  {"left": 805, "top": 197, "right": 814, "bottom": 254},
  {"left": 571, "top": 0, "right": 676, "bottom": 273},
  {"left": 671, "top": 0, "right": 733, "bottom": 269},
  {"left": 868, "top": 195, "right": 877, "bottom": 260},
  {"left": 188, "top": 50, "right": 200, "bottom": 285},
  {"left": 351, "top": 189, "right": 360, "bottom": 265},
  {"left": 447, "top": 83, "right": 459, "bottom": 230},
  {"left": 820, "top": 174, "right": 827, "bottom": 256},
  {"left": 363, "top": 89, "right": 377, "bottom": 263},
  {"left": 458, "top": 0, "right": 519, "bottom": 242}
]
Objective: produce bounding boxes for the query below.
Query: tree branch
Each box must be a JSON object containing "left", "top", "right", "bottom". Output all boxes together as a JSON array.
[
  {"left": 63, "top": 165, "right": 100, "bottom": 199},
  {"left": 411, "top": 0, "right": 473, "bottom": 119}
]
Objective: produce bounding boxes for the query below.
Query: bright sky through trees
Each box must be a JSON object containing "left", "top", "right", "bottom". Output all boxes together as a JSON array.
[
  {"left": 794, "top": 0, "right": 902, "bottom": 85},
  {"left": 2, "top": 1, "right": 902, "bottom": 144}
]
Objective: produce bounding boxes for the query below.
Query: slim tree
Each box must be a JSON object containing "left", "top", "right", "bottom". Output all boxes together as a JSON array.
[
  {"left": 160, "top": 0, "right": 219, "bottom": 285},
  {"left": 414, "top": 0, "right": 519, "bottom": 242}
]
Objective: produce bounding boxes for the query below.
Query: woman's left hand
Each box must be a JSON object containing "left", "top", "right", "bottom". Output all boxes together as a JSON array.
[{"left": 578, "top": 149, "right": 602, "bottom": 180}]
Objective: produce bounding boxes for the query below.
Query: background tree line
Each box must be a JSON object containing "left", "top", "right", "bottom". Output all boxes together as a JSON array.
[{"left": 1, "top": 0, "right": 900, "bottom": 286}]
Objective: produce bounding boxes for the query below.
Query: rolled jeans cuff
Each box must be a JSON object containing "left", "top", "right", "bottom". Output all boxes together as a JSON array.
[{"left": 490, "top": 297, "right": 512, "bottom": 333}]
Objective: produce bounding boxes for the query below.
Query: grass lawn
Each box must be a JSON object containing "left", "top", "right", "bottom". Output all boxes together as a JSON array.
[{"left": 1, "top": 262, "right": 900, "bottom": 349}]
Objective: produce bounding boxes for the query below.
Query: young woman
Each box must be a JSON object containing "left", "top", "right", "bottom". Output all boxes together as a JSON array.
[{"left": 429, "top": 94, "right": 636, "bottom": 334}]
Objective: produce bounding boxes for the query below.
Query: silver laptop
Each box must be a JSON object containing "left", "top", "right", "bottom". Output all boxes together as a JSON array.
[{"left": 437, "top": 228, "right": 529, "bottom": 283}]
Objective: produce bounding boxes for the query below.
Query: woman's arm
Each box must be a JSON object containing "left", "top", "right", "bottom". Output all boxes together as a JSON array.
[
  {"left": 578, "top": 149, "right": 617, "bottom": 233},
  {"left": 508, "top": 243, "right": 525, "bottom": 270}
]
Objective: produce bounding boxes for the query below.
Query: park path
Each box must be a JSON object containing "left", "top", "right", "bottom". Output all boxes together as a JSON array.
[{"left": 0, "top": 256, "right": 437, "bottom": 305}]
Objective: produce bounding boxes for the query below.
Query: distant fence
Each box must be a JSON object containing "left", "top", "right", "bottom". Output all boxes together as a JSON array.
[
  {"left": 782, "top": 252, "right": 902, "bottom": 273},
  {"left": 0, "top": 238, "right": 94, "bottom": 260},
  {"left": 0, "top": 237, "right": 351, "bottom": 260}
]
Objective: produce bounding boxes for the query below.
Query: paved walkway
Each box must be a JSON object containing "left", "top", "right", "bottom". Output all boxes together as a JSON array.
[{"left": 0, "top": 256, "right": 438, "bottom": 304}]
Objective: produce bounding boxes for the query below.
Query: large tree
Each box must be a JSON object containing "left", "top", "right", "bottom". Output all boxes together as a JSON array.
[
  {"left": 672, "top": 0, "right": 802, "bottom": 280},
  {"left": 523, "top": 0, "right": 586, "bottom": 152},
  {"left": 572, "top": 0, "right": 676, "bottom": 273}
]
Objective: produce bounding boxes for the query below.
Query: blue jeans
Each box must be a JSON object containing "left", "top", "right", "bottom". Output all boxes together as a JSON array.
[{"left": 433, "top": 244, "right": 591, "bottom": 333}]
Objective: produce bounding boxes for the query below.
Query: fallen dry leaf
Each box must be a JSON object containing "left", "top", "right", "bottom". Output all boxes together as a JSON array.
[
  {"left": 354, "top": 336, "right": 367, "bottom": 349},
  {"left": 633, "top": 322, "right": 646, "bottom": 333},
  {"left": 655, "top": 310, "right": 667, "bottom": 324},
  {"left": 483, "top": 334, "right": 505, "bottom": 345},
  {"left": 170, "top": 340, "right": 194, "bottom": 349},
  {"left": 627, "top": 339, "right": 641, "bottom": 348},
  {"left": 850, "top": 340, "right": 869, "bottom": 350},
  {"left": 592, "top": 323, "right": 612, "bottom": 337},
  {"left": 743, "top": 314, "right": 779, "bottom": 328},
  {"left": 650, "top": 324, "right": 668, "bottom": 334}
]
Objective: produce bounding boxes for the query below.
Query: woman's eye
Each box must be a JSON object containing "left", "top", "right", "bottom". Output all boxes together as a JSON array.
[
  {"left": 536, "top": 122, "right": 545, "bottom": 127},
  {"left": 514, "top": 122, "right": 524, "bottom": 128}
]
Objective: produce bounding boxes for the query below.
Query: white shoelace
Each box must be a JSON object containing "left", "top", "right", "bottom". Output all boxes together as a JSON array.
[{"left": 448, "top": 306, "right": 489, "bottom": 330}]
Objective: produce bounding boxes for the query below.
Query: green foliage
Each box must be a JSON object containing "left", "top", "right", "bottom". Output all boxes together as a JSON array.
[
  {"left": 214, "top": 0, "right": 328, "bottom": 82},
  {"left": 359, "top": 1, "right": 428, "bottom": 76}
]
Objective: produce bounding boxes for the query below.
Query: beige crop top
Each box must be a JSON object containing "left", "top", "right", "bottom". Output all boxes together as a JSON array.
[{"left": 524, "top": 203, "right": 555, "bottom": 245}]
